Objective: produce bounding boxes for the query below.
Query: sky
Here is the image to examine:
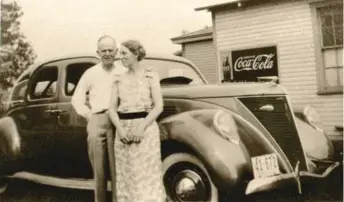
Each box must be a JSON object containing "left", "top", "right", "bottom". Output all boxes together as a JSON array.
[{"left": 9, "top": 0, "right": 228, "bottom": 61}]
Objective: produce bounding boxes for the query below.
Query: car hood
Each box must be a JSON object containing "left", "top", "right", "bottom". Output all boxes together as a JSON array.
[{"left": 162, "top": 82, "right": 286, "bottom": 99}]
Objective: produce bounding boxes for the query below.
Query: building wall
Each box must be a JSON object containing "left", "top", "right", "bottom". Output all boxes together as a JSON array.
[
  {"left": 214, "top": 0, "right": 343, "bottom": 132},
  {"left": 184, "top": 40, "right": 218, "bottom": 83}
]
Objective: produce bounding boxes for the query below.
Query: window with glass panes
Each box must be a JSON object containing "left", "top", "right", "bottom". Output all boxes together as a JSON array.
[{"left": 318, "top": 5, "right": 343, "bottom": 93}]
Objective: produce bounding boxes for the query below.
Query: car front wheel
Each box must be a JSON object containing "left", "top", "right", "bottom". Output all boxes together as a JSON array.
[
  {"left": 162, "top": 153, "right": 219, "bottom": 202},
  {"left": 0, "top": 177, "right": 8, "bottom": 194}
]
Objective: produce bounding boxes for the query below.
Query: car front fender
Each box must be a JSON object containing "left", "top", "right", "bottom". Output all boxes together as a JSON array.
[
  {"left": 295, "top": 117, "right": 334, "bottom": 161},
  {"left": 0, "top": 116, "right": 21, "bottom": 175},
  {"left": 159, "top": 109, "right": 251, "bottom": 191},
  {"left": 293, "top": 106, "right": 335, "bottom": 161}
]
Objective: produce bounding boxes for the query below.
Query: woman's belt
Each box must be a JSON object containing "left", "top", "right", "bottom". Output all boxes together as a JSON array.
[{"left": 118, "top": 111, "right": 148, "bottom": 120}]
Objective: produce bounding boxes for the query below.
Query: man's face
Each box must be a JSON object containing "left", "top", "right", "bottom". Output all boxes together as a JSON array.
[{"left": 97, "top": 38, "right": 117, "bottom": 67}]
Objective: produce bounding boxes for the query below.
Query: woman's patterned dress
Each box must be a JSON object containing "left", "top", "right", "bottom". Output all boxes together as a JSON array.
[{"left": 113, "top": 68, "right": 166, "bottom": 202}]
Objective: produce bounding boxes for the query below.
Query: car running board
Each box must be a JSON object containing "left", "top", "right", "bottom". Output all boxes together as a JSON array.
[{"left": 8, "top": 172, "right": 113, "bottom": 191}]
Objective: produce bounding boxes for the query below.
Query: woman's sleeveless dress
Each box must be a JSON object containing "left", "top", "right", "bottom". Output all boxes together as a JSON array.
[{"left": 113, "top": 68, "right": 166, "bottom": 202}]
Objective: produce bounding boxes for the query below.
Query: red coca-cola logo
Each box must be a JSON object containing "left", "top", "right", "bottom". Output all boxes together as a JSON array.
[{"left": 234, "top": 54, "right": 275, "bottom": 72}]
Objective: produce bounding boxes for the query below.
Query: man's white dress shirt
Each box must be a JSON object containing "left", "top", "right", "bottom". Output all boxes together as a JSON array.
[{"left": 71, "top": 61, "right": 127, "bottom": 119}]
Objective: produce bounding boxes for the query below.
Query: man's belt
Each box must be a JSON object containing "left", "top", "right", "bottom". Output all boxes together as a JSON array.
[{"left": 94, "top": 109, "right": 108, "bottom": 114}]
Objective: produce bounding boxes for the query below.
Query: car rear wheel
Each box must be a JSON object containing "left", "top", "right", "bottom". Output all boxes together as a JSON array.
[{"left": 162, "top": 153, "right": 219, "bottom": 202}]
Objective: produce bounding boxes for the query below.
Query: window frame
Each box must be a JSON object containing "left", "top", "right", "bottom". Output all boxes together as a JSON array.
[
  {"left": 64, "top": 62, "right": 96, "bottom": 96},
  {"left": 60, "top": 57, "right": 99, "bottom": 102},
  {"left": 27, "top": 63, "right": 60, "bottom": 102},
  {"left": 311, "top": 0, "right": 343, "bottom": 95}
]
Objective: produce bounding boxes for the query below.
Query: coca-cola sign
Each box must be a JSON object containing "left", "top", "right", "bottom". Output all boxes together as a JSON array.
[{"left": 231, "top": 46, "right": 278, "bottom": 82}]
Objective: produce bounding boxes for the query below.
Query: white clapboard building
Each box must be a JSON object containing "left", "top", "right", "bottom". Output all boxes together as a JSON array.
[
  {"left": 172, "top": 0, "right": 343, "bottom": 134},
  {"left": 171, "top": 27, "right": 218, "bottom": 84}
]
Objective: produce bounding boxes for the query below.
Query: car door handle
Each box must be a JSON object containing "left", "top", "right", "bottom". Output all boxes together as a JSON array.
[
  {"left": 45, "top": 109, "right": 57, "bottom": 113},
  {"left": 45, "top": 109, "right": 68, "bottom": 114}
]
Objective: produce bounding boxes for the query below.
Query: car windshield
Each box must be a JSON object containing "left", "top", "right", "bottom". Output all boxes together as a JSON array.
[
  {"left": 7, "top": 70, "right": 30, "bottom": 104},
  {"left": 10, "top": 80, "right": 28, "bottom": 102},
  {"left": 140, "top": 59, "right": 205, "bottom": 85}
]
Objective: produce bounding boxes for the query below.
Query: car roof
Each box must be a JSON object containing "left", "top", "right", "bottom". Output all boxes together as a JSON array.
[
  {"left": 26, "top": 52, "right": 197, "bottom": 74},
  {"left": 16, "top": 52, "right": 207, "bottom": 84}
]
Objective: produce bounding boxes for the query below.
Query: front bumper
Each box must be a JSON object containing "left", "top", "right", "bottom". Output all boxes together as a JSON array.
[{"left": 245, "top": 161, "right": 340, "bottom": 195}]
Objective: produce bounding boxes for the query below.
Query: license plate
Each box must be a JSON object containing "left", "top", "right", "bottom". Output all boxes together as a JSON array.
[{"left": 251, "top": 153, "right": 280, "bottom": 179}]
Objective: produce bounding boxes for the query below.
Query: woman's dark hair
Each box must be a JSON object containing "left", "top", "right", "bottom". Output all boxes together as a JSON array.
[{"left": 121, "top": 40, "right": 146, "bottom": 61}]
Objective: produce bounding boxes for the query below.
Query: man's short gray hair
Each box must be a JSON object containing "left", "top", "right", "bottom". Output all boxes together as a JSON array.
[{"left": 97, "top": 35, "right": 116, "bottom": 46}]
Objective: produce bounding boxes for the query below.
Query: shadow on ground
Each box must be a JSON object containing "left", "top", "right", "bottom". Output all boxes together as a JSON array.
[
  {"left": 1, "top": 179, "right": 95, "bottom": 202},
  {"left": 1, "top": 165, "right": 342, "bottom": 202}
]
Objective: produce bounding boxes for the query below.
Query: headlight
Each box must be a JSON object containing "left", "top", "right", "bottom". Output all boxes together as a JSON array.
[
  {"left": 303, "top": 105, "right": 323, "bottom": 132},
  {"left": 213, "top": 110, "right": 240, "bottom": 144}
]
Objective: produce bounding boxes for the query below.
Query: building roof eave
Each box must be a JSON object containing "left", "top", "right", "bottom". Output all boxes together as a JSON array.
[
  {"left": 171, "top": 26, "right": 213, "bottom": 44},
  {"left": 171, "top": 27, "right": 212, "bottom": 39},
  {"left": 171, "top": 33, "right": 213, "bottom": 44},
  {"left": 195, "top": 0, "right": 248, "bottom": 11}
]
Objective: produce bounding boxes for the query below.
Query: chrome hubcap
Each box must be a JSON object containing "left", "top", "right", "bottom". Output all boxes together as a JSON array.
[{"left": 165, "top": 164, "right": 210, "bottom": 202}]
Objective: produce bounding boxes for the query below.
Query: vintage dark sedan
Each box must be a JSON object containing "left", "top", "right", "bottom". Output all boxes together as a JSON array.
[{"left": 0, "top": 53, "right": 340, "bottom": 201}]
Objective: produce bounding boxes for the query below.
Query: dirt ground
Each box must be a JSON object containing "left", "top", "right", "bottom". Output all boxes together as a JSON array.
[{"left": 1, "top": 165, "right": 342, "bottom": 202}]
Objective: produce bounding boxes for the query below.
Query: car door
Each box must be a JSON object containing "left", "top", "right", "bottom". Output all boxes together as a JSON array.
[
  {"left": 54, "top": 57, "right": 99, "bottom": 178},
  {"left": 12, "top": 62, "right": 61, "bottom": 175}
]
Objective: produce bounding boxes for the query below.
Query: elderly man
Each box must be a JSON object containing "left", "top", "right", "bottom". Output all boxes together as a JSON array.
[{"left": 72, "top": 35, "right": 126, "bottom": 202}]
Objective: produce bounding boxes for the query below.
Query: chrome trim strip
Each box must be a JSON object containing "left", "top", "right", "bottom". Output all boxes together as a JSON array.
[
  {"left": 279, "top": 85, "right": 310, "bottom": 172},
  {"left": 8, "top": 171, "right": 112, "bottom": 191}
]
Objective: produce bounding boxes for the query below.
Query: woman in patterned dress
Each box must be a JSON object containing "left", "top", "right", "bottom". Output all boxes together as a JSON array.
[{"left": 108, "top": 40, "right": 166, "bottom": 202}]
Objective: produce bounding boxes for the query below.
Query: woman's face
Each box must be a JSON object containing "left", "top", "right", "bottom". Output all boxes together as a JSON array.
[{"left": 120, "top": 45, "right": 138, "bottom": 68}]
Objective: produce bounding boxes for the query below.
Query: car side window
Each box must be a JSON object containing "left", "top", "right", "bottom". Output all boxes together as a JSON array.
[
  {"left": 65, "top": 62, "right": 95, "bottom": 96},
  {"left": 30, "top": 66, "right": 58, "bottom": 99},
  {"left": 140, "top": 59, "right": 205, "bottom": 86}
]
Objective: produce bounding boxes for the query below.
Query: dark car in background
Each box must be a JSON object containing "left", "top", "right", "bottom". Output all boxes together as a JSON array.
[{"left": 0, "top": 53, "right": 340, "bottom": 201}]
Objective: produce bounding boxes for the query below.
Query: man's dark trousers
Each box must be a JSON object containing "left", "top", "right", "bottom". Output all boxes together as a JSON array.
[{"left": 87, "top": 112, "right": 117, "bottom": 202}]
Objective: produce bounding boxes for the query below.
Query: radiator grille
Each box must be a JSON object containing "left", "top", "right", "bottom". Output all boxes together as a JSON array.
[{"left": 239, "top": 96, "right": 307, "bottom": 171}]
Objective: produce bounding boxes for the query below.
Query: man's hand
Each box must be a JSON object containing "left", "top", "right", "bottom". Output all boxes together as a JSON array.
[{"left": 85, "top": 112, "right": 92, "bottom": 122}]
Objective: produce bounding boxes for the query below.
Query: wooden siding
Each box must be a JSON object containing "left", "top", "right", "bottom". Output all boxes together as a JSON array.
[
  {"left": 184, "top": 40, "right": 218, "bottom": 83},
  {"left": 214, "top": 0, "right": 343, "bottom": 132}
]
